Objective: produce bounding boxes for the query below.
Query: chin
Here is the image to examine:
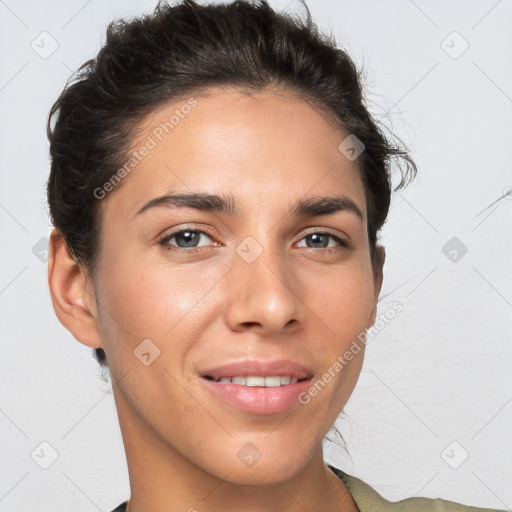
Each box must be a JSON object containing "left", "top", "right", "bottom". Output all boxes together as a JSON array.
[{"left": 199, "top": 449, "right": 311, "bottom": 486}]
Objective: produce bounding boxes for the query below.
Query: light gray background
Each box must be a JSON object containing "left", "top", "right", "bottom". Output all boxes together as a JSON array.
[{"left": 0, "top": 0, "right": 511, "bottom": 511}]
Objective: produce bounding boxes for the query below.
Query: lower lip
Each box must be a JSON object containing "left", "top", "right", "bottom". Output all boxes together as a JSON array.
[{"left": 200, "top": 377, "right": 312, "bottom": 415}]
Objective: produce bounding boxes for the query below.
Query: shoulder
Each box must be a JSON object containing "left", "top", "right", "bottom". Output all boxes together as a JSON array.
[{"left": 327, "top": 464, "right": 506, "bottom": 512}]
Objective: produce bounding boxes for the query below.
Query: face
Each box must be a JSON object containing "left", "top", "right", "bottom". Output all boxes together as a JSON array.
[{"left": 75, "top": 87, "right": 383, "bottom": 484}]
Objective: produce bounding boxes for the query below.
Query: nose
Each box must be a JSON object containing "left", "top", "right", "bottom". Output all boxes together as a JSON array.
[{"left": 224, "top": 244, "right": 301, "bottom": 337}]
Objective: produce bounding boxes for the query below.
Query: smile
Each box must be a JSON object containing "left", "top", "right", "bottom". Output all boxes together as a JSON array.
[
  {"left": 204, "top": 375, "right": 306, "bottom": 386},
  {"left": 201, "top": 374, "right": 313, "bottom": 415}
]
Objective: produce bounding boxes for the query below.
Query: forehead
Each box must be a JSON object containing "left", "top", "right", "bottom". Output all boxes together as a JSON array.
[{"left": 102, "top": 87, "right": 366, "bottom": 219}]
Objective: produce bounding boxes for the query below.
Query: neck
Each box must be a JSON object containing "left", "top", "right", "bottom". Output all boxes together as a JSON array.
[{"left": 114, "top": 389, "right": 358, "bottom": 512}]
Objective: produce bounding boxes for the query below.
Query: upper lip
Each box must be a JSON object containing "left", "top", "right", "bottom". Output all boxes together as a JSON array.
[{"left": 201, "top": 359, "right": 313, "bottom": 381}]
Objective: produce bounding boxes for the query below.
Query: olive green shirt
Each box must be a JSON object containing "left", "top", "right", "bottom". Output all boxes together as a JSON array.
[
  {"left": 109, "top": 463, "right": 507, "bottom": 511},
  {"left": 327, "top": 464, "right": 507, "bottom": 511}
]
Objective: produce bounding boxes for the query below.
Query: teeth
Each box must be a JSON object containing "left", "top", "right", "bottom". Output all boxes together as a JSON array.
[
  {"left": 215, "top": 375, "right": 300, "bottom": 386},
  {"left": 247, "top": 376, "right": 265, "bottom": 386},
  {"left": 266, "top": 376, "right": 282, "bottom": 387}
]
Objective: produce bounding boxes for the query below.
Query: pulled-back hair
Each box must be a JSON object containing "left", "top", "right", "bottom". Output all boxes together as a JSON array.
[{"left": 47, "top": 0, "right": 417, "bottom": 369}]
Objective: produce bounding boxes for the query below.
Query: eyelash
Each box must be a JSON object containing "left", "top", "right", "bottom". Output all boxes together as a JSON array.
[{"left": 157, "top": 227, "right": 351, "bottom": 254}]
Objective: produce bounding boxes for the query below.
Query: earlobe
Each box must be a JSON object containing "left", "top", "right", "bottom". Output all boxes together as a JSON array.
[{"left": 47, "top": 229, "right": 103, "bottom": 350}]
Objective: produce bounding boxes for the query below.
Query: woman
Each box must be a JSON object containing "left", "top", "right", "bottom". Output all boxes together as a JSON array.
[{"left": 46, "top": 1, "right": 505, "bottom": 510}]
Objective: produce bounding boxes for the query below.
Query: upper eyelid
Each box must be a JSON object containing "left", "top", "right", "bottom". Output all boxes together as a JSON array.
[{"left": 299, "top": 226, "right": 349, "bottom": 239}]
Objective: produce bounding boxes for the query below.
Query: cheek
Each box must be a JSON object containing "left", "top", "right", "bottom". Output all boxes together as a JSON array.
[
  {"left": 97, "top": 266, "right": 168, "bottom": 337},
  {"left": 93, "top": 252, "right": 222, "bottom": 359},
  {"left": 302, "top": 260, "right": 375, "bottom": 340},
  {"left": 299, "top": 259, "right": 374, "bottom": 397}
]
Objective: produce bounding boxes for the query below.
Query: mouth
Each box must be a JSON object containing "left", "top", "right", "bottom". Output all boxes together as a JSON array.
[
  {"left": 202, "top": 375, "right": 311, "bottom": 387},
  {"left": 200, "top": 358, "right": 313, "bottom": 382},
  {"left": 199, "top": 359, "right": 314, "bottom": 415}
]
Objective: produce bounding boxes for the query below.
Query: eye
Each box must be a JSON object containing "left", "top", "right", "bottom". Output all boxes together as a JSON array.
[
  {"left": 158, "top": 227, "right": 351, "bottom": 255},
  {"left": 296, "top": 231, "right": 350, "bottom": 252},
  {"left": 158, "top": 228, "right": 217, "bottom": 253}
]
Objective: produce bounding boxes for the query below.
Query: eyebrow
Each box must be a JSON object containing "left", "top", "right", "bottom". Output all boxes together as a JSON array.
[{"left": 134, "top": 192, "right": 364, "bottom": 221}]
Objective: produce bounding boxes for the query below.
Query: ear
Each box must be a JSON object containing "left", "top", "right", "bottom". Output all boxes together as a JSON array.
[
  {"left": 367, "top": 245, "right": 386, "bottom": 326},
  {"left": 47, "top": 228, "right": 103, "bottom": 350}
]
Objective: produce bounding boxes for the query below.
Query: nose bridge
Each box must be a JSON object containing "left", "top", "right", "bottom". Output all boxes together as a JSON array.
[{"left": 224, "top": 233, "right": 300, "bottom": 334}]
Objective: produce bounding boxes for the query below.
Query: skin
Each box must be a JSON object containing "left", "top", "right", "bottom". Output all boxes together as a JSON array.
[{"left": 48, "top": 86, "right": 385, "bottom": 512}]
